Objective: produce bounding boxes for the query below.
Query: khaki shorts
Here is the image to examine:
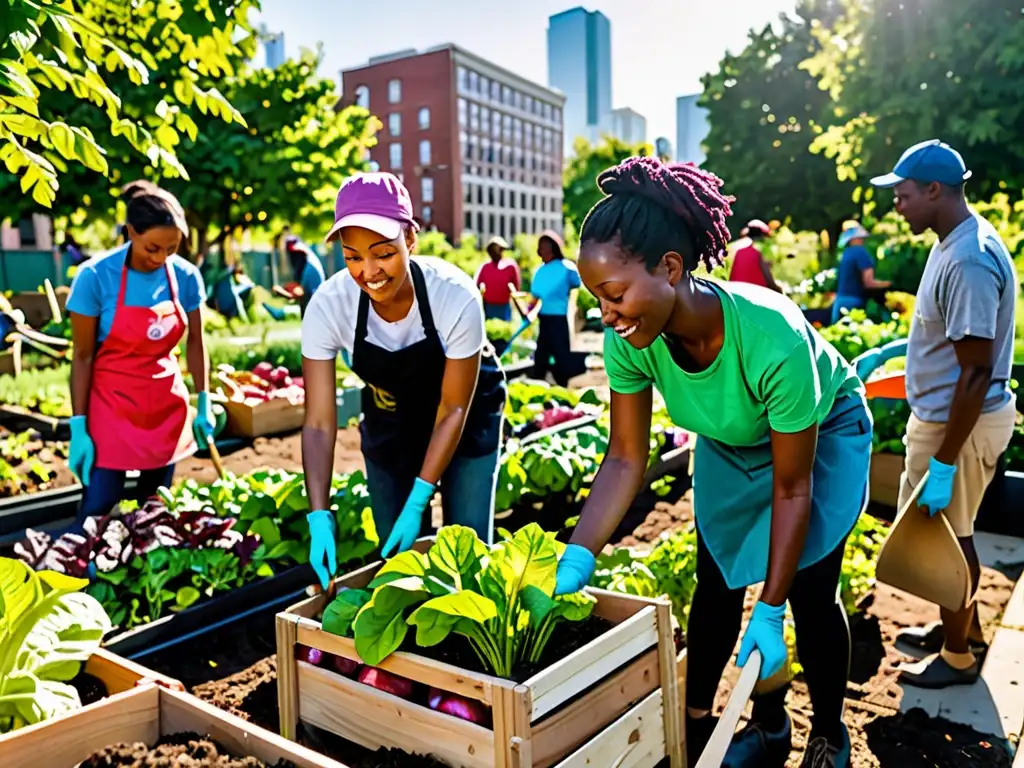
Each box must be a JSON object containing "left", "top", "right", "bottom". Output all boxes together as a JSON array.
[{"left": 897, "top": 397, "right": 1018, "bottom": 537}]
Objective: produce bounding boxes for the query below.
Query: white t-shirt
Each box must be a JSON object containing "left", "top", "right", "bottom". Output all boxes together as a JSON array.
[{"left": 302, "top": 256, "right": 485, "bottom": 364}]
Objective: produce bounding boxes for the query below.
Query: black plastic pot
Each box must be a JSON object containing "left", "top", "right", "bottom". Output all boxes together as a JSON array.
[{"left": 104, "top": 562, "right": 316, "bottom": 659}]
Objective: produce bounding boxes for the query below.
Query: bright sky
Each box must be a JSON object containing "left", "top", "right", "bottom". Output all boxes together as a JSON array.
[{"left": 249, "top": 0, "right": 798, "bottom": 143}]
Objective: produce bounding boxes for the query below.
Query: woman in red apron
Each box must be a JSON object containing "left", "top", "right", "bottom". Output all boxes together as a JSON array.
[{"left": 65, "top": 184, "right": 214, "bottom": 527}]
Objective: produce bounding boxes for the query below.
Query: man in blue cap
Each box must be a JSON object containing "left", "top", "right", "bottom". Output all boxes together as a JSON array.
[{"left": 870, "top": 139, "right": 1018, "bottom": 688}]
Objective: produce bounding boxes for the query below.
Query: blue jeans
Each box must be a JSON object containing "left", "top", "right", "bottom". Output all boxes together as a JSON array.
[
  {"left": 484, "top": 302, "right": 512, "bottom": 322},
  {"left": 73, "top": 464, "right": 176, "bottom": 530},
  {"left": 364, "top": 450, "right": 500, "bottom": 546}
]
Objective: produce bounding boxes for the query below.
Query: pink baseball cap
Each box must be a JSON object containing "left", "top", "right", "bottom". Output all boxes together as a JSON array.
[{"left": 325, "top": 172, "right": 420, "bottom": 242}]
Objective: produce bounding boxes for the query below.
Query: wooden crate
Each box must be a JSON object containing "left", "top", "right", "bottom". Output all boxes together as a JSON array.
[
  {"left": 276, "top": 543, "right": 685, "bottom": 768},
  {"left": 870, "top": 451, "right": 905, "bottom": 507},
  {"left": 0, "top": 683, "right": 347, "bottom": 767},
  {"left": 225, "top": 396, "right": 305, "bottom": 438}
]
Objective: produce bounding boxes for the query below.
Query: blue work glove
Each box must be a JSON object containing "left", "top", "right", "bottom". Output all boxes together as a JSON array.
[
  {"left": 553, "top": 544, "right": 596, "bottom": 596},
  {"left": 68, "top": 415, "right": 95, "bottom": 487},
  {"left": 192, "top": 391, "right": 215, "bottom": 449},
  {"left": 918, "top": 457, "right": 957, "bottom": 516},
  {"left": 737, "top": 601, "right": 788, "bottom": 681},
  {"left": 381, "top": 478, "right": 435, "bottom": 557},
  {"left": 307, "top": 510, "right": 337, "bottom": 590}
]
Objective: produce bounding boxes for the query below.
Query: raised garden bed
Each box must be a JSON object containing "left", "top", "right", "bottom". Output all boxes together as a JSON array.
[
  {"left": 0, "top": 426, "right": 73, "bottom": 498},
  {"left": 1, "top": 683, "right": 346, "bottom": 768},
  {"left": 276, "top": 536, "right": 684, "bottom": 768}
]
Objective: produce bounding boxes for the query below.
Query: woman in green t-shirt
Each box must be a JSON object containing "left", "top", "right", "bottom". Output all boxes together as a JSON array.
[{"left": 553, "top": 157, "right": 870, "bottom": 768}]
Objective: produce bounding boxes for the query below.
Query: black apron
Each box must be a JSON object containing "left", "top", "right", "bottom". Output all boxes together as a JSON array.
[{"left": 351, "top": 260, "right": 505, "bottom": 475}]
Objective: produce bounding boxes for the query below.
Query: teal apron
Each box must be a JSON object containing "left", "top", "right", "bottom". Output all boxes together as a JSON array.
[{"left": 691, "top": 392, "right": 873, "bottom": 590}]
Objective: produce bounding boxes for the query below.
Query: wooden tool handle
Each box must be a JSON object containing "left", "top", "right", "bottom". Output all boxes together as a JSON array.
[
  {"left": 694, "top": 649, "right": 762, "bottom": 768},
  {"left": 207, "top": 439, "right": 227, "bottom": 481}
]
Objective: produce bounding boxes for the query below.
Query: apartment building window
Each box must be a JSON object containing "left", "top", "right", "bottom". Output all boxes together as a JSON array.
[
  {"left": 421, "top": 177, "right": 433, "bottom": 203},
  {"left": 389, "top": 142, "right": 402, "bottom": 170},
  {"left": 458, "top": 99, "right": 467, "bottom": 128},
  {"left": 418, "top": 107, "right": 430, "bottom": 130},
  {"left": 419, "top": 139, "right": 431, "bottom": 166},
  {"left": 490, "top": 81, "right": 500, "bottom": 101},
  {"left": 422, "top": 206, "right": 432, "bottom": 224},
  {"left": 476, "top": 212, "right": 483, "bottom": 234},
  {"left": 469, "top": 70, "right": 479, "bottom": 92},
  {"left": 480, "top": 76, "right": 489, "bottom": 97},
  {"left": 470, "top": 102, "right": 479, "bottom": 132},
  {"left": 464, "top": 211, "right": 472, "bottom": 231},
  {"left": 388, "top": 79, "right": 401, "bottom": 104},
  {"left": 388, "top": 113, "right": 401, "bottom": 137},
  {"left": 457, "top": 67, "right": 467, "bottom": 91},
  {"left": 354, "top": 85, "right": 370, "bottom": 109}
]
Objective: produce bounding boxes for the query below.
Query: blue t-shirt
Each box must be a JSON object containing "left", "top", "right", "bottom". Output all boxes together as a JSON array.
[
  {"left": 301, "top": 252, "right": 326, "bottom": 297},
  {"left": 66, "top": 246, "right": 205, "bottom": 342},
  {"left": 531, "top": 259, "right": 581, "bottom": 316},
  {"left": 835, "top": 244, "right": 875, "bottom": 300}
]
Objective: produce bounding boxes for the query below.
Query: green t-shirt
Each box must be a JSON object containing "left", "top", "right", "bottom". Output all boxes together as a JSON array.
[{"left": 605, "top": 281, "right": 863, "bottom": 447}]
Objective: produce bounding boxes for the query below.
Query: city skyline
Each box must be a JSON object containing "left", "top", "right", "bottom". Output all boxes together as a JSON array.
[{"left": 251, "top": 0, "right": 799, "bottom": 145}]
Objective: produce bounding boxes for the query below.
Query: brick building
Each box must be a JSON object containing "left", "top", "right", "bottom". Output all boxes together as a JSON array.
[{"left": 340, "top": 45, "right": 566, "bottom": 245}]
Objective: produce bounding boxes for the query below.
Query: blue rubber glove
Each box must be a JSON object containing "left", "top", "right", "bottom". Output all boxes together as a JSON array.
[
  {"left": 307, "top": 510, "right": 337, "bottom": 590},
  {"left": 381, "top": 478, "right": 435, "bottom": 557},
  {"left": 68, "top": 415, "right": 95, "bottom": 487},
  {"left": 553, "top": 544, "right": 596, "bottom": 596},
  {"left": 192, "top": 391, "right": 215, "bottom": 449},
  {"left": 737, "top": 601, "right": 787, "bottom": 681},
  {"left": 918, "top": 457, "right": 957, "bottom": 516}
]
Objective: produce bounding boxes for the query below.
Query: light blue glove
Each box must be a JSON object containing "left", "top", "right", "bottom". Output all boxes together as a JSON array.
[
  {"left": 554, "top": 544, "right": 596, "bottom": 596},
  {"left": 381, "top": 478, "right": 435, "bottom": 557},
  {"left": 307, "top": 510, "right": 337, "bottom": 590},
  {"left": 737, "top": 601, "right": 787, "bottom": 681},
  {"left": 68, "top": 415, "right": 94, "bottom": 487},
  {"left": 192, "top": 391, "right": 215, "bottom": 449},
  {"left": 918, "top": 457, "right": 956, "bottom": 516}
]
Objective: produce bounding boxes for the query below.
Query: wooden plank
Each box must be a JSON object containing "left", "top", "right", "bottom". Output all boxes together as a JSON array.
[
  {"left": 552, "top": 689, "right": 666, "bottom": 768},
  {"left": 276, "top": 613, "right": 300, "bottom": 741},
  {"left": 530, "top": 649, "right": 660, "bottom": 768},
  {"left": 159, "top": 687, "right": 347, "bottom": 768},
  {"left": 298, "top": 660, "right": 495, "bottom": 768},
  {"left": 526, "top": 606, "right": 659, "bottom": 722},
  {"left": 492, "top": 685, "right": 511, "bottom": 768},
  {"left": 655, "top": 602, "right": 684, "bottom": 768},
  {"left": 0, "top": 685, "right": 160, "bottom": 765},
  {"left": 84, "top": 647, "right": 183, "bottom": 695},
  {"left": 588, "top": 588, "right": 653, "bottom": 625},
  {"left": 676, "top": 649, "right": 687, "bottom": 761},
  {"left": 296, "top": 621, "right": 499, "bottom": 705},
  {"left": 510, "top": 736, "right": 532, "bottom": 768}
]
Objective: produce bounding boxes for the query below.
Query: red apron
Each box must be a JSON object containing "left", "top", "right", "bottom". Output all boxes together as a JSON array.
[{"left": 88, "top": 260, "right": 196, "bottom": 471}]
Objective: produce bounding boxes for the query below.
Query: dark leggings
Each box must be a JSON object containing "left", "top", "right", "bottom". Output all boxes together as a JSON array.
[
  {"left": 686, "top": 525, "right": 851, "bottom": 741},
  {"left": 71, "top": 465, "right": 176, "bottom": 530}
]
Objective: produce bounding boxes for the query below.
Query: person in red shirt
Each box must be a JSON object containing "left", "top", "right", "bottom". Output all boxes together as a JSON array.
[
  {"left": 729, "top": 219, "right": 781, "bottom": 292},
  {"left": 474, "top": 236, "right": 521, "bottom": 321}
]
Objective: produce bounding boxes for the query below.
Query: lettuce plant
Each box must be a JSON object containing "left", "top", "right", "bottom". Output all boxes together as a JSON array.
[
  {"left": 326, "top": 524, "right": 596, "bottom": 678},
  {"left": 0, "top": 558, "right": 111, "bottom": 733}
]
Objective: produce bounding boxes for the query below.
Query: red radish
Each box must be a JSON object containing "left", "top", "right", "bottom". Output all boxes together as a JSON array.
[
  {"left": 436, "top": 693, "right": 489, "bottom": 724},
  {"left": 297, "top": 645, "right": 323, "bottom": 665},
  {"left": 292, "top": 377, "right": 304, "bottom": 389},
  {"left": 252, "top": 362, "right": 274, "bottom": 381},
  {"left": 331, "top": 655, "right": 361, "bottom": 678},
  {"left": 427, "top": 687, "right": 444, "bottom": 710},
  {"left": 358, "top": 666, "right": 415, "bottom": 699}
]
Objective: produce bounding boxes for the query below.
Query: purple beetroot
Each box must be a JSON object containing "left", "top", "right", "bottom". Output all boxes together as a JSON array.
[{"left": 357, "top": 666, "right": 415, "bottom": 699}]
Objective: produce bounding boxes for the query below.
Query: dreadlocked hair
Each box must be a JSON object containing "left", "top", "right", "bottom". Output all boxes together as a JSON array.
[{"left": 579, "top": 156, "right": 734, "bottom": 272}]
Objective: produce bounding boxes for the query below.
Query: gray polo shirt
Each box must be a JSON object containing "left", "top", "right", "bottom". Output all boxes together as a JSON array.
[{"left": 906, "top": 211, "right": 1018, "bottom": 422}]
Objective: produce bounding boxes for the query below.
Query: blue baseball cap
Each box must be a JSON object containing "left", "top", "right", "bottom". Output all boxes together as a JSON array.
[{"left": 870, "top": 139, "right": 972, "bottom": 188}]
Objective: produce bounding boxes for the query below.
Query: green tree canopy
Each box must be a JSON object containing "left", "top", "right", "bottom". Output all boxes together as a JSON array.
[
  {"left": 0, "top": 0, "right": 255, "bottom": 207},
  {"left": 562, "top": 135, "right": 652, "bottom": 235}
]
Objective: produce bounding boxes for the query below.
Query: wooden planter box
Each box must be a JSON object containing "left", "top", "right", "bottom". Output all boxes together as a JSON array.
[
  {"left": 276, "top": 544, "right": 685, "bottom": 768},
  {"left": 0, "top": 683, "right": 346, "bottom": 767},
  {"left": 225, "top": 396, "right": 305, "bottom": 438},
  {"left": 870, "top": 451, "right": 905, "bottom": 507}
]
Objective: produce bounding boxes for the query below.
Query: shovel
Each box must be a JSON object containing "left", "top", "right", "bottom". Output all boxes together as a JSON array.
[
  {"left": 874, "top": 470, "right": 972, "bottom": 612},
  {"left": 694, "top": 649, "right": 762, "bottom": 768}
]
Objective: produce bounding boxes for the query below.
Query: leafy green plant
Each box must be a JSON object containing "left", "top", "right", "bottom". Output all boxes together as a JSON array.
[
  {"left": 0, "top": 558, "right": 111, "bottom": 733},
  {"left": 818, "top": 309, "right": 909, "bottom": 364},
  {"left": 326, "top": 525, "right": 596, "bottom": 678},
  {"left": 0, "top": 367, "right": 71, "bottom": 418}
]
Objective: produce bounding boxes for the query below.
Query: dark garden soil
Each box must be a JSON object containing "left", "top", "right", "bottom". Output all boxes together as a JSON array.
[
  {"left": 71, "top": 671, "right": 109, "bottom": 707},
  {"left": 78, "top": 732, "right": 297, "bottom": 767}
]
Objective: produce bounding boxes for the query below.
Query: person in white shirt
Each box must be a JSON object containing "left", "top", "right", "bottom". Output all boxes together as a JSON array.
[{"left": 301, "top": 173, "right": 505, "bottom": 587}]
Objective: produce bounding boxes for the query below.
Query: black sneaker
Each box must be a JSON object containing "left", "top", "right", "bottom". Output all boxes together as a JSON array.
[
  {"left": 899, "top": 654, "right": 980, "bottom": 689},
  {"left": 895, "top": 621, "right": 988, "bottom": 658},
  {"left": 721, "top": 713, "right": 792, "bottom": 768},
  {"left": 800, "top": 723, "right": 850, "bottom": 768}
]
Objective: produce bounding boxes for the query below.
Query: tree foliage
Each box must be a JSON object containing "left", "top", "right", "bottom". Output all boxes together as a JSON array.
[
  {"left": 0, "top": 0, "right": 256, "bottom": 207},
  {"left": 700, "top": 1, "right": 854, "bottom": 244},
  {"left": 562, "top": 135, "right": 652, "bottom": 235}
]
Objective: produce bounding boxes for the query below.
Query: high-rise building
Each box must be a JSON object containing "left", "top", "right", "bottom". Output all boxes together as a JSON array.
[
  {"left": 264, "top": 31, "right": 285, "bottom": 69},
  {"left": 676, "top": 94, "right": 710, "bottom": 166},
  {"left": 340, "top": 45, "right": 566, "bottom": 244},
  {"left": 655, "top": 137, "right": 674, "bottom": 162},
  {"left": 547, "top": 7, "right": 612, "bottom": 157},
  {"left": 610, "top": 107, "right": 647, "bottom": 145}
]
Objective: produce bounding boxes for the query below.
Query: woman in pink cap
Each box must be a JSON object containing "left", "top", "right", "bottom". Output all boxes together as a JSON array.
[{"left": 300, "top": 172, "right": 506, "bottom": 586}]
